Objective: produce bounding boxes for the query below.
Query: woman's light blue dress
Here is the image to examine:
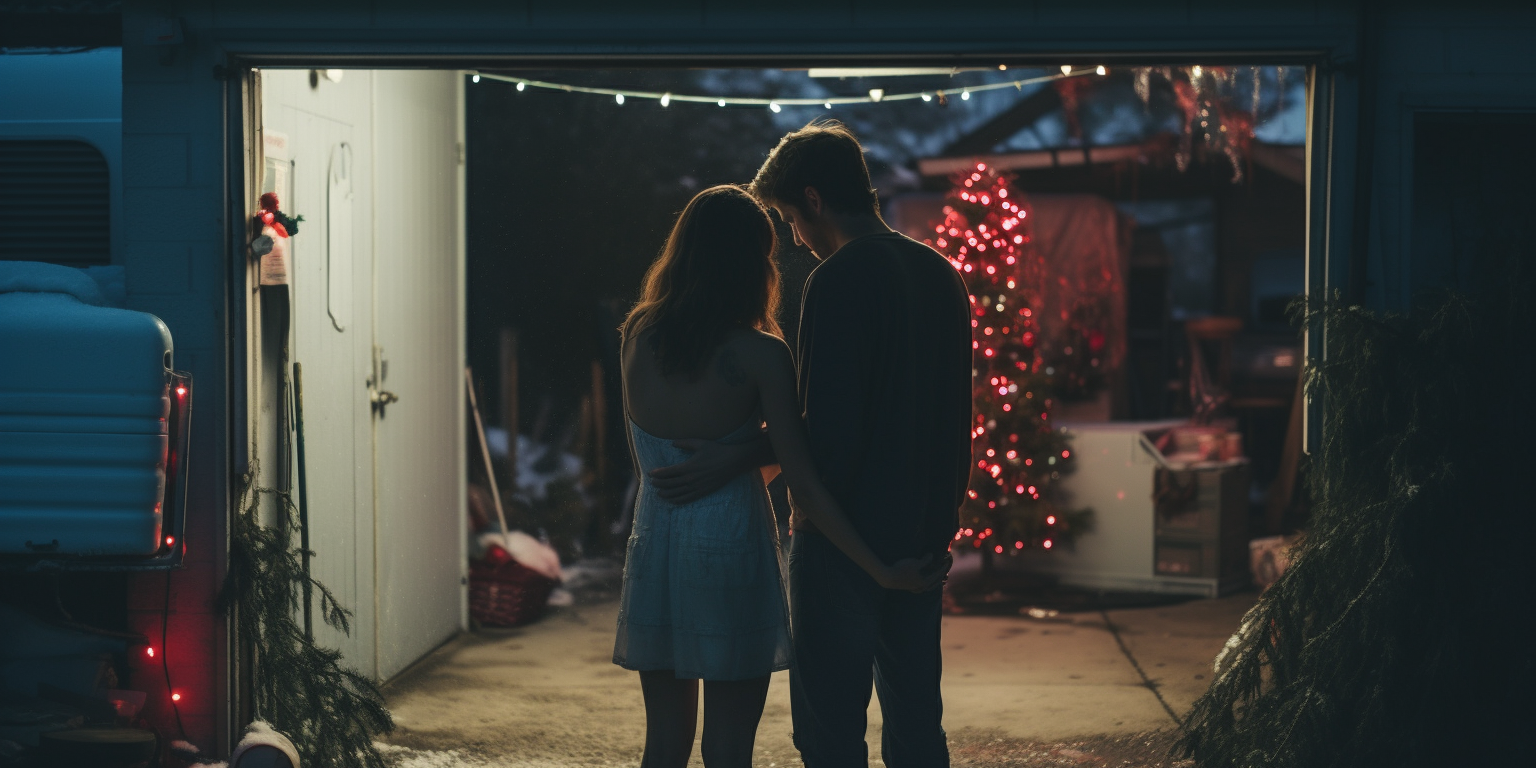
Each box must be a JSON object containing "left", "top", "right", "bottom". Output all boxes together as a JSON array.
[{"left": 613, "top": 418, "right": 792, "bottom": 680}]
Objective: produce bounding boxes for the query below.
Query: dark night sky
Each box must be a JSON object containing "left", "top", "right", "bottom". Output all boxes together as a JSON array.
[
  {"left": 466, "top": 69, "right": 804, "bottom": 433},
  {"left": 464, "top": 67, "right": 1305, "bottom": 436}
]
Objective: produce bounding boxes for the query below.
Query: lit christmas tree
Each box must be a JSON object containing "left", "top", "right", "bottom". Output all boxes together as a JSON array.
[
  {"left": 1045, "top": 300, "right": 1110, "bottom": 403},
  {"left": 923, "top": 162, "right": 1092, "bottom": 563}
]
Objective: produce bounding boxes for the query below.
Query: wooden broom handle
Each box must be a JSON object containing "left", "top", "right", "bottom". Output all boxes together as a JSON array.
[{"left": 465, "top": 368, "right": 510, "bottom": 539}]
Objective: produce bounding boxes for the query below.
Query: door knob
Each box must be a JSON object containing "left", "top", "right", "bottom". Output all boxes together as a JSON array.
[{"left": 372, "top": 388, "right": 399, "bottom": 416}]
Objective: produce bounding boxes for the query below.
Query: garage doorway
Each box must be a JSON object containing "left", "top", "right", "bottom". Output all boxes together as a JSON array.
[{"left": 242, "top": 59, "right": 1317, "bottom": 766}]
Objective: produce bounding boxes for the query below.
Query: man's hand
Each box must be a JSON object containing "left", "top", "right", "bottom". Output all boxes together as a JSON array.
[
  {"left": 649, "top": 438, "right": 753, "bottom": 504},
  {"left": 922, "top": 551, "right": 955, "bottom": 582},
  {"left": 879, "top": 554, "right": 949, "bottom": 593}
]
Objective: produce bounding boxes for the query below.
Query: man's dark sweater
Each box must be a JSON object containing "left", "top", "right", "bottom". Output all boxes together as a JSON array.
[{"left": 791, "top": 231, "right": 973, "bottom": 564}]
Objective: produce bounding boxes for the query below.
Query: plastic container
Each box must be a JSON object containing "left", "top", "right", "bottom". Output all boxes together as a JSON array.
[{"left": 0, "top": 261, "right": 181, "bottom": 557}]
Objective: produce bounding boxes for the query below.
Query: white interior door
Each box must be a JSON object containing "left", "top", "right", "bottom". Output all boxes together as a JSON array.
[
  {"left": 263, "top": 70, "right": 379, "bottom": 677},
  {"left": 369, "top": 70, "right": 467, "bottom": 681},
  {"left": 261, "top": 69, "right": 465, "bottom": 683}
]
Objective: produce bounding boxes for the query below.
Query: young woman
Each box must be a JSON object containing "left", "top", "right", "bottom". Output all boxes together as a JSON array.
[{"left": 613, "top": 185, "right": 936, "bottom": 767}]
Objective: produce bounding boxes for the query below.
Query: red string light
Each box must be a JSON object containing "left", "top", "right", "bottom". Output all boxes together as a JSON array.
[{"left": 161, "top": 572, "right": 187, "bottom": 739}]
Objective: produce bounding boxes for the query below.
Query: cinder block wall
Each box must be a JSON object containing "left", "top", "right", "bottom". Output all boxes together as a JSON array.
[
  {"left": 122, "top": 4, "right": 233, "bottom": 753},
  {"left": 119, "top": 0, "right": 1533, "bottom": 755},
  {"left": 1364, "top": 6, "right": 1536, "bottom": 309}
]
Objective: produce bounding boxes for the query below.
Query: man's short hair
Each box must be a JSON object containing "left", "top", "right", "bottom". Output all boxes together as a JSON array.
[{"left": 749, "top": 120, "right": 879, "bottom": 216}]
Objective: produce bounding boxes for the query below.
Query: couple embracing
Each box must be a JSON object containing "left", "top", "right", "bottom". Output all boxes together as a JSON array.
[{"left": 613, "top": 121, "right": 973, "bottom": 767}]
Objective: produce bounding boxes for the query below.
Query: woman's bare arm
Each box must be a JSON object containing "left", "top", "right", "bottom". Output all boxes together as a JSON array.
[
  {"left": 743, "top": 335, "right": 940, "bottom": 592},
  {"left": 648, "top": 434, "right": 778, "bottom": 502}
]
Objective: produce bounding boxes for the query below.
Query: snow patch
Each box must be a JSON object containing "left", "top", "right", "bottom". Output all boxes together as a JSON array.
[{"left": 376, "top": 742, "right": 631, "bottom": 768}]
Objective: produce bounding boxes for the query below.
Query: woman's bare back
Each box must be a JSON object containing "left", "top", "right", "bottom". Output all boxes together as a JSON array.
[{"left": 622, "top": 327, "right": 765, "bottom": 441}]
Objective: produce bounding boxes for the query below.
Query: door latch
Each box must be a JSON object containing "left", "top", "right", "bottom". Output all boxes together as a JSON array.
[{"left": 368, "top": 345, "right": 399, "bottom": 418}]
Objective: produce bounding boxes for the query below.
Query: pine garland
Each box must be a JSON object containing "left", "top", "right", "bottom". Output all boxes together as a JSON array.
[
  {"left": 217, "top": 472, "right": 395, "bottom": 768},
  {"left": 1177, "top": 266, "right": 1536, "bottom": 768}
]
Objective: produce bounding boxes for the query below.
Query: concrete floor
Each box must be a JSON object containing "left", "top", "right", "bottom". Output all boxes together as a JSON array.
[{"left": 375, "top": 587, "right": 1256, "bottom": 767}]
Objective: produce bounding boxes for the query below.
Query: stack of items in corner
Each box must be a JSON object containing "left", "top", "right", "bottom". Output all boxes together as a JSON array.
[
  {"left": 467, "top": 483, "right": 563, "bottom": 627},
  {"left": 1147, "top": 424, "right": 1250, "bottom": 589}
]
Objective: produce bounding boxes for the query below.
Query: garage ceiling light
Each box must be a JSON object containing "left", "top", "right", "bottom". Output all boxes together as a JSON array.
[{"left": 806, "top": 67, "right": 992, "bottom": 78}]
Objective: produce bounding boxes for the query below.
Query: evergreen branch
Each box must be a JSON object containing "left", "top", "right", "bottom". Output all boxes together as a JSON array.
[
  {"left": 1299, "top": 539, "right": 1392, "bottom": 653},
  {"left": 1176, "top": 261, "right": 1536, "bottom": 768},
  {"left": 217, "top": 468, "right": 396, "bottom": 768}
]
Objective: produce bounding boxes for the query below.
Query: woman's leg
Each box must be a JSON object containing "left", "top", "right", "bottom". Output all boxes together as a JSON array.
[
  {"left": 639, "top": 670, "right": 699, "bottom": 768},
  {"left": 700, "top": 675, "right": 772, "bottom": 767}
]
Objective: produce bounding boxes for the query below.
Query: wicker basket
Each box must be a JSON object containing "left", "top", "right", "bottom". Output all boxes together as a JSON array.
[{"left": 469, "top": 559, "right": 559, "bottom": 627}]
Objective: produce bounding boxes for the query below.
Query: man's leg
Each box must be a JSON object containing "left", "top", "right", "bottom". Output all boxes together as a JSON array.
[
  {"left": 873, "top": 584, "right": 948, "bottom": 768},
  {"left": 789, "top": 531, "right": 881, "bottom": 767}
]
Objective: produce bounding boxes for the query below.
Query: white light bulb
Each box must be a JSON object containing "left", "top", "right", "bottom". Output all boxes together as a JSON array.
[
  {"left": 614, "top": 93, "right": 625, "bottom": 105},
  {"left": 869, "top": 88, "right": 884, "bottom": 102},
  {"left": 769, "top": 101, "right": 781, "bottom": 113},
  {"left": 921, "top": 93, "right": 932, "bottom": 102},
  {"left": 824, "top": 101, "right": 832, "bottom": 109},
  {"left": 660, "top": 92, "right": 671, "bottom": 107},
  {"left": 961, "top": 89, "right": 970, "bottom": 100},
  {"left": 1096, "top": 65, "right": 1107, "bottom": 76},
  {"left": 999, "top": 64, "right": 1008, "bottom": 71},
  {"left": 1192, "top": 65, "right": 1203, "bottom": 78},
  {"left": 471, "top": 74, "right": 480, "bottom": 84},
  {"left": 516, "top": 81, "right": 525, "bottom": 91},
  {"left": 1060, "top": 65, "right": 1072, "bottom": 75},
  {"left": 718, "top": 99, "right": 726, "bottom": 107}
]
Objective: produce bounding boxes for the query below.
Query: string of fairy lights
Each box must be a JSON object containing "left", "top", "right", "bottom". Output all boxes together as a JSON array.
[{"left": 468, "top": 65, "right": 1108, "bottom": 111}]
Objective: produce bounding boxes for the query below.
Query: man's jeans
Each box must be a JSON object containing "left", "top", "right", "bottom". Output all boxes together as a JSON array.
[{"left": 788, "top": 530, "right": 948, "bottom": 767}]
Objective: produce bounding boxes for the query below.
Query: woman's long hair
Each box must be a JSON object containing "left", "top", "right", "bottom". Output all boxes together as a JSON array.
[{"left": 622, "top": 185, "right": 782, "bottom": 376}]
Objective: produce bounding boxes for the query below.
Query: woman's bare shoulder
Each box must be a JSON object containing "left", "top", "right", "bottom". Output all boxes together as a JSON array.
[
  {"left": 722, "top": 329, "right": 793, "bottom": 376},
  {"left": 723, "top": 328, "right": 785, "bottom": 354},
  {"left": 621, "top": 321, "right": 654, "bottom": 349}
]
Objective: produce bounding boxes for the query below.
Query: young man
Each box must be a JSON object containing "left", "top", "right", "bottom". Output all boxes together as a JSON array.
[{"left": 649, "top": 121, "right": 973, "bottom": 766}]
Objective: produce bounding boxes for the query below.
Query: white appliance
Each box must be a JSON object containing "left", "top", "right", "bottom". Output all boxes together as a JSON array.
[{"left": 1016, "top": 420, "right": 1249, "bottom": 597}]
